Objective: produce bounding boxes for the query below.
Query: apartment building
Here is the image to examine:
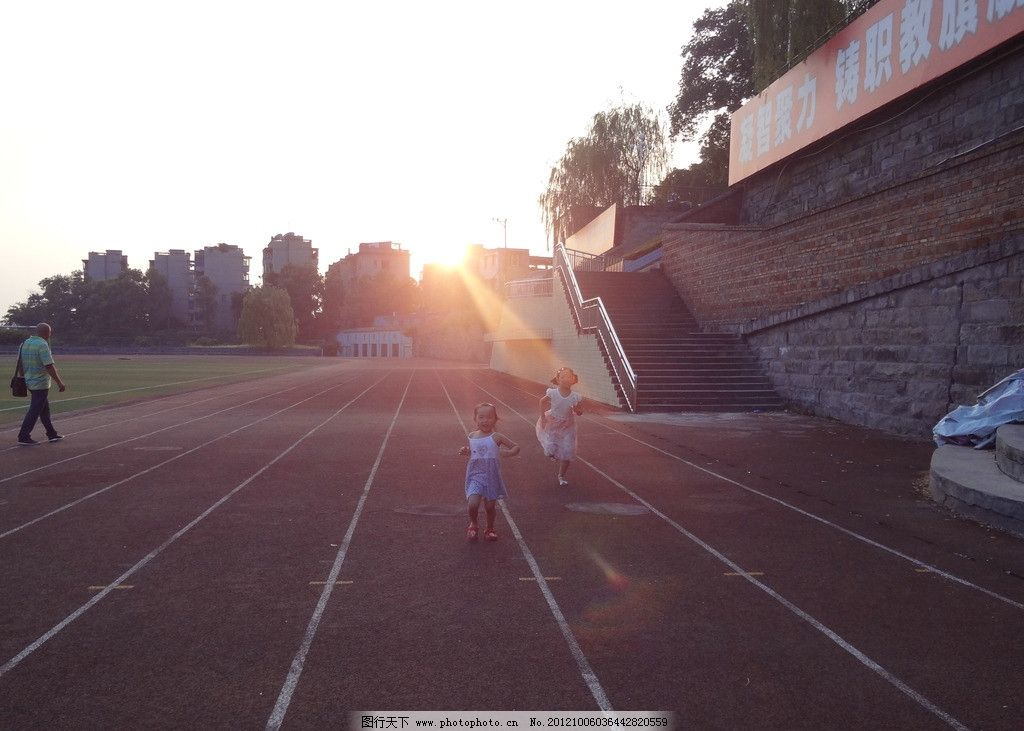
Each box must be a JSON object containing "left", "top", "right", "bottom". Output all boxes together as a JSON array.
[{"left": 83, "top": 250, "right": 128, "bottom": 281}]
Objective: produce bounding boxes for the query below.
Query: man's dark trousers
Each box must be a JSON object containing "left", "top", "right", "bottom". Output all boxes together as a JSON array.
[{"left": 19, "top": 389, "right": 57, "bottom": 440}]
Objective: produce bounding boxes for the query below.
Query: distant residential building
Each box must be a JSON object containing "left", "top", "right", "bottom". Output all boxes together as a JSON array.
[
  {"left": 464, "top": 244, "right": 552, "bottom": 295},
  {"left": 263, "top": 232, "right": 318, "bottom": 280},
  {"left": 194, "top": 243, "right": 250, "bottom": 331},
  {"left": 327, "top": 241, "right": 410, "bottom": 292},
  {"left": 149, "top": 249, "right": 192, "bottom": 325},
  {"left": 336, "top": 326, "right": 412, "bottom": 358},
  {"left": 83, "top": 250, "right": 128, "bottom": 281}
]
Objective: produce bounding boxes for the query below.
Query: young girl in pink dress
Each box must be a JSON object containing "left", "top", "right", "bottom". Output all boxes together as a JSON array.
[{"left": 535, "top": 367, "right": 584, "bottom": 486}]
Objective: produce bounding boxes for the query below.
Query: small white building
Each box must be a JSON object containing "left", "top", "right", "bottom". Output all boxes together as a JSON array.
[{"left": 336, "top": 327, "right": 412, "bottom": 358}]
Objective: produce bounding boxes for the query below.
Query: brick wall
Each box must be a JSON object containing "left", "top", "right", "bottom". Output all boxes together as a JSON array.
[
  {"left": 656, "top": 45, "right": 1024, "bottom": 435},
  {"left": 661, "top": 130, "right": 1024, "bottom": 329}
]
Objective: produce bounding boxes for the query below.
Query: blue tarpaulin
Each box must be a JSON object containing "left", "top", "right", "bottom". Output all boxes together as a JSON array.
[{"left": 933, "top": 368, "right": 1024, "bottom": 448}]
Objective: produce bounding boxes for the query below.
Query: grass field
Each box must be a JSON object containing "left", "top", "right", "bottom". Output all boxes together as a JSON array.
[{"left": 1, "top": 354, "right": 338, "bottom": 428}]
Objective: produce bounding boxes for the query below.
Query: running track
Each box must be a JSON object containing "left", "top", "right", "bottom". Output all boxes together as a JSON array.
[{"left": 0, "top": 361, "right": 1021, "bottom": 729}]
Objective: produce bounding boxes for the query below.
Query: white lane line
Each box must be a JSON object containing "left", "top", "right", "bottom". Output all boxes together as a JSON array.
[
  {"left": 0, "top": 365, "right": 295, "bottom": 414},
  {"left": 437, "top": 371, "right": 614, "bottom": 713},
  {"left": 267, "top": 373, "right": 413, "bottom": 730},
  {"left": 0, "top": 371, "right": 391, "bottom": 681},
  {"left": 0, "top": 377, "right": 289, "bottom": 455},
  {"left": 0, "top": 375, "right": 364, "bottom": 540},
  {"left": 492, "top": 377, "right": 1024, "bottom": 612},
  {"left": 587, "top": 417, "right": 1024, "bottom": 612},
  {"left": 472, "top": 382, "right": 969, "bottom": 731},
  {"left": 0, "top": 379, "right": 316, "bottom": 485}
]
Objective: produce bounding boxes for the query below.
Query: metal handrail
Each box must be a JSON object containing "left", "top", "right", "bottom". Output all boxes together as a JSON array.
[{"left": 554, "top": 243, "right": 637, "bottom": 412}]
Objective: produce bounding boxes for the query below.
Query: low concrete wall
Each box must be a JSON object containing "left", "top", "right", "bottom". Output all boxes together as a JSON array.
[{"left": 488, "top": 274, "right": 622, "bottom": 408}]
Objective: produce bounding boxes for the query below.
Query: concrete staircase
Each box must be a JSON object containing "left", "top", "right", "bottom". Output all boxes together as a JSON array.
[
  {"left": 574, "top": 270, "right": 784, "bottom": 412},
  {"left": 930, "top": 424, "right": 1024, "bottom": 536}
]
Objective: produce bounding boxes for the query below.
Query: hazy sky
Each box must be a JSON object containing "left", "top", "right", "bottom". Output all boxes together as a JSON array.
[{"left": 0, "top": 0, "right": 727, "bottom": 317}]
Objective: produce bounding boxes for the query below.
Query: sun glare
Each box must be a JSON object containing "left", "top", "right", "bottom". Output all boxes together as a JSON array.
[{"left": 426, "top": 243, "right": 468, "bottom": 268}]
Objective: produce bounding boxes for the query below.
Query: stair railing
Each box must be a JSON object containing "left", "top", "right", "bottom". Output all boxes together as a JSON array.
[{"left": 555, "top": 243, "right": 638, "bottom": 412}]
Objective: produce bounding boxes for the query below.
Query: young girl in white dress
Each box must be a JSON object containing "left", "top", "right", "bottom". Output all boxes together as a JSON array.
[
  {"left": 535, "top": 367, "right": 584, "bottom": 486},
  {"left": 458, "top": 402, "right": 520, "bottom": 541}
]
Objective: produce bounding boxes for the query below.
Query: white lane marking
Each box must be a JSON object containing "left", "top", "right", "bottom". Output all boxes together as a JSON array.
[
  {"left": 587, "top": 417, "right": 1024, "bottom": 612},
  {"left": 267, "top": 374, "right": 413, "bottom": 730},
  {"left": 579, "top": 457, "right": 969, "bottom": 731},
  {"left": 0, "top": 365, "right": 295, "bottom": 414},
  {"left": 0, "top": 372, "right": 391, "bottom": 681},
  {"left": 493, "top": 377, "right": 1024, "bottom": 612},
  {"left": 1, "top": 379, "right": 314, "bottom": 485},
  {"left": 472, "top": 382, "right": 969, "bottom": 731},
  {"left": 0, "top": 376, "right": 364, "bottom": 540},
  {"left": 0, "top": 375, "right": 295, "bottom": 454},
  {"left": 437, "top": 371, "right": 613, "bottom": 713}
]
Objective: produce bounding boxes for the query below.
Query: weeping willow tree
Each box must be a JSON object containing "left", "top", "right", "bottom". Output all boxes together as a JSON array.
[{"left": 540, "top": 103, "right": 668, "bottom": 245}]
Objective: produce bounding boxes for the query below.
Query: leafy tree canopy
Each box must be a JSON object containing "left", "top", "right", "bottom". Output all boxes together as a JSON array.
[
  {"left": 667, "top": 3, "right": 754, "bottom": 142},
  {"left": 540, "top": 102, "right": 668, "bottom": 244},
  {"left": 264, "top": 264, "right": 324, "bottom": 340},
  {"left": 237, "top": 286, "right": 297, "bottom": 349},
  {"left": 746, "top": 0, "right": 859, "bottom": 92}
]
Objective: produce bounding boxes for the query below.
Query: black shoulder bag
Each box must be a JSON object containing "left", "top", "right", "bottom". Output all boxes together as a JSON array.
[{"left": 10, "top": 342, "right": 27, "bottom": 397}]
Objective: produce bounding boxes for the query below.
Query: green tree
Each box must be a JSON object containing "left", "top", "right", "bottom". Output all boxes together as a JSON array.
[
  {"left": 649, "top": 116, "right": 733, "bottom": 203},
  {"left": 264, "top": 264, "right": 323, "bottom": 340},
  {"left": 144, "top": 268, "right": 176, "bottom": 330},
  {"left": 540, "top": 102, "right": 668, "bottom": 244},
  {"left": 667, "top": 3, "right": 754, "bottom": 143},
  {"left": 5, "top": 272, "right": 86, "bottom": 335},
  {"left": 662, "top": 2, "right": 753, "bottom": 194},
  {"left": 237, "top": 286, "right": 297, "bottom": 348},
  {"left": 193, "top": 275, "right": 218, "bottom": 333},
  {"left": 746, "top": 0, "right": 855, "bottom": 92},
  {"left": 77, "top": 270, "right": 149, "bottom": 341}
]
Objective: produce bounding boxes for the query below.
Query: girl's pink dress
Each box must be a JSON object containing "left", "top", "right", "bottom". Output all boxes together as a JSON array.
[{"left": 535, "top": 387, "right": 582, "bottom": 461}]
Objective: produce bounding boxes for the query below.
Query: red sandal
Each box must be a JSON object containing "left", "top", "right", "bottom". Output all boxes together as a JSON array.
[
  {"left": 484, "top": 528, "right": 498, "bottom": 542},
  {"left": 466, "top": 524, "right": 479, "bottom": 541}
]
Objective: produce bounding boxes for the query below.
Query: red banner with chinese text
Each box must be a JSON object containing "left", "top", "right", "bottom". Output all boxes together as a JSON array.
[{"left": 728, "top": 0, "right": 1024, "bottom": 185}]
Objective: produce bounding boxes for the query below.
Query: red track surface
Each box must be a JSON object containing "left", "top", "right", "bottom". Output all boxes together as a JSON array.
[{"left": 1, "top": 361, "right": 1021, "bottom": 729}]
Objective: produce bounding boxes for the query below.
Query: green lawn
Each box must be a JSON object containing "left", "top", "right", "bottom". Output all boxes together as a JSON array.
[{"left": 1, "top": 354, "right": 338, "bottom": 427}]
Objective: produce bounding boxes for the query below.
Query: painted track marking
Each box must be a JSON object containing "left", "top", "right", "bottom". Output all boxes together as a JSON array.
[
  {"left": 0, "top": 371, "right": 391, "bottom": 681},
  {"left": 0, "top": 375, "right": 364, "bottom": 540},
  {"left": 472, "top": 380, "right": 969, "bottom": 731},
  {"left": 266, "top": 373, "right": 413, "bottom": 730},
  {"left": 438, "top": 371, "right": 613, "bottom": 713},
  {"left": 494, "top": 376, "right": 1023, "bottom": 611},
  {"left": 0, "top": 364, "right": 295, "bottom": 414},
  {"left": 0, "top": 375, "right": 294, "bottom": 454},
  {"left": 0, "top": 381, "right": 312, "bottom": 485}
]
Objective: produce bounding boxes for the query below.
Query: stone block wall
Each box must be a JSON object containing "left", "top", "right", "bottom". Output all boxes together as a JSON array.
[{"left": 745, "top": 238, "right": 1024, "bottom": 435}]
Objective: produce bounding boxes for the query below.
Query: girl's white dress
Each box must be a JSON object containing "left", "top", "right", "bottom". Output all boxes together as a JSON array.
[
  {"left": 535, "top": 387, "right": 582, "bottom": 461},
  {"left": 465, "top": 434, "right": 508, "bottom": 501}
]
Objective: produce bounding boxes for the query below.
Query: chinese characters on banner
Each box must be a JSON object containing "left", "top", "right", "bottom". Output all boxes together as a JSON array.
[{"left": 728, "top": 0, "right": 1024, "bottom": 185}]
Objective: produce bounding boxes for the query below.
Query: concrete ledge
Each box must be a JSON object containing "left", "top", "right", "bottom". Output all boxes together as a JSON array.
[
  {"left": 930, "top": 445, "right": 1024, "bottom": 537},
  {"left": 996, "top": 424, "right": 1024, "bottom": 483}
]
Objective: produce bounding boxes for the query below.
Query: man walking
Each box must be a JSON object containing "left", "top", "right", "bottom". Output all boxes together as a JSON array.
[{"left": 17, "top": 322, "right": 67, "bottom": 446}]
